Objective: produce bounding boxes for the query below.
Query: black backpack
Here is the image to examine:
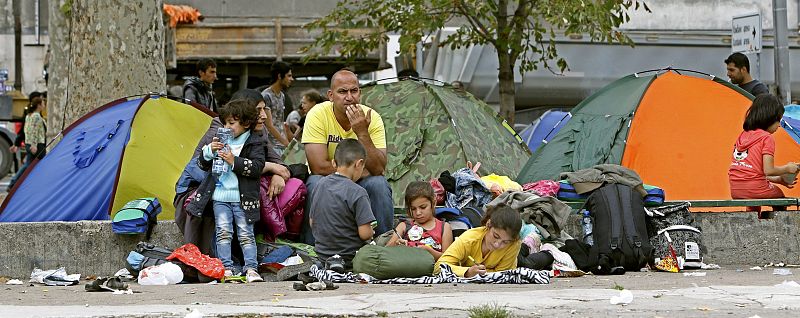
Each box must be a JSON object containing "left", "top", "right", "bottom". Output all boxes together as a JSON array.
[{"left": 585, "top": 183, "right": 652, "bottom": 274}]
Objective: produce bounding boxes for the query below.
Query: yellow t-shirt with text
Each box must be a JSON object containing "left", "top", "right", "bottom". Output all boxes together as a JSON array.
[{"left": 301, "top": 101, "right": 386, "bottom": 160}]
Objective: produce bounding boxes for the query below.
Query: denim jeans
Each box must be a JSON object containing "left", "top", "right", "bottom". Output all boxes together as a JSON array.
[
  {"left": 8, "top": 144, "right": 38, "bottom": 190},
  {"left": 213, "top": 201, "right": 258, "bottom": 272},
  {"left": 300, "top": 175, "right": 394, "bottom": 245}
]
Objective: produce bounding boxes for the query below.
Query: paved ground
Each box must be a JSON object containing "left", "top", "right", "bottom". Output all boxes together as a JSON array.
[{"left": 1, "top": 266, "right": 799, "bottom": 317}]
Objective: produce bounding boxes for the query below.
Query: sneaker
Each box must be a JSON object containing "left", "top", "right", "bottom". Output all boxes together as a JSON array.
[
  {"left": 224, "top": 270, "right": 234, "bottom": 277},
  {"left": 326, "top": 255, "right": 345, "bottom": 274},
  {"left": 246, "top": 269, "right": 264, "bottom": 283}
]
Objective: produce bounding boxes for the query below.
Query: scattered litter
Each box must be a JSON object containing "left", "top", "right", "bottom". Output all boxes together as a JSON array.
[
  {"left": 112, "top": 289, "right": 133, "bottom": 295},
  {"left": 185, "top": 309, "right": 204, "bottom": 318},
  {"left": 113, "top": 268, "right": 135, "bottom": 281},
  {"left": 273, "top": 293, "right": 284, "bottom": 297},
  {"left": 736, "top": 269, "right": 745, "bottom": 272},
  {"left": 696, "top": 307, "right": 713, "bottom": 311},
  {"left": 735, "top": 304, "right": 746, "bottom": 307},
  {"left": 85, "top": 277, "right": 129, "bottom": 292},
  {"left": 569, "top": 310, "right": 577, "bottom": 314},
  {"left": 138, "top": 263, "right": 184, "bottom": 285},
  {"left": 773, "top": 269, "right": 793, "bottom": 276},
  {"left": 748, "top": 315, "right": 762, "bottom": 318},
  {"left": 700, "top": 263, "right": 720, "bottom": 270},
  {"left": 30, "top": 268, "right": 80, "bottom": 286},
  {"left": 5, "top": 279, "right": 23, "bottom": 285},
  {"left": 774, "top": 280, "right": 800, "bottom": 287},
  {"left": 750, "top": 266, "right": 763, "bottom": 271},
  {"left": 683, "top": 272, "right": 707, "bottom": 277},
  {"left": 205, "top": 281, "right": 218, "bottom": 285},
  {"left": 186, "top": 290, "right": 196, "bottom": 294},
  {"left": 279, "top": 255, "right": 304, "bottom": 267},
  {"left": 305, "top": 282, "right": 328, "bottom": 291},
  {"left": 610, "top": 290, "right": 633, "bottom": 305},
  {"left": 191, "top": 302, "right": 210, "bottom": 305}
]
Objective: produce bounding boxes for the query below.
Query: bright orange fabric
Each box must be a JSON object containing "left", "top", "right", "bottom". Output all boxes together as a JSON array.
[
  {"left": 163, "top": 4, "right": 202, "bottom": 28},
  {"left": 621, "top": 72, "right": 800, "bottom": 200}
]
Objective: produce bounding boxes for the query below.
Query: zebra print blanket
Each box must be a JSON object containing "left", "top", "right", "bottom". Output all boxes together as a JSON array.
[{"left": 309, "top": 264, "right": 551, "bottom": 284}]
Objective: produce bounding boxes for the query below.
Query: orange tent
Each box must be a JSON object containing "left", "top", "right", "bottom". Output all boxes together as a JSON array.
[{"left": 518, "top": 70, "right": 800, "bottom": 201}]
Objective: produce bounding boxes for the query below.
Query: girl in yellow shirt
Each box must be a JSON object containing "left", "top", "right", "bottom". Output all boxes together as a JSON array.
[{"left": 434, "top": 204, "right": 522, "bottom": 277}]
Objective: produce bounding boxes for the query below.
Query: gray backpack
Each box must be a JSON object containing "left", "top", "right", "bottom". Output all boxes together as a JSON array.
[{"left": 646, "top": 202, "right": 704, "bottom": 268}]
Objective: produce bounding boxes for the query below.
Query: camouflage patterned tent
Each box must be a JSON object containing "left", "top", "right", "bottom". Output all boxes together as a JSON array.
[{"left": 283, "top": 80, "right": 531, "bottom": 206}]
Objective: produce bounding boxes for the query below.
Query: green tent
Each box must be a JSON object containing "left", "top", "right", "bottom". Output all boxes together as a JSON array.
[{"left": 283, "top": 80, "right": 531, "bottom": 206}]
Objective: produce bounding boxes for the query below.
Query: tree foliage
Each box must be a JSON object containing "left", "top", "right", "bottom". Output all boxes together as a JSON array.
[{"left": 303, "top": 0, "right": 650, "bottom": 123}]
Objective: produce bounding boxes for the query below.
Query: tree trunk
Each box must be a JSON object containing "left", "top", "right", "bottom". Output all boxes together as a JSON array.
[
  {"left": 47, "top": 0, "right": 166, "bottom": 143},
  {"left": 497, "top": 52, "right": 516, "bottom": 125}
]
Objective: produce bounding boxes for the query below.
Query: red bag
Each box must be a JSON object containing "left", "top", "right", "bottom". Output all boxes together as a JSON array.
[
  {"left": 259, "top": 176, "right": 307, "bottom": 241},
  {"left": 166, "top": 243, "right": 225, "bottom": 279},
  {"left": 430, "top": 178, "right": 445, "bottom": 205}
]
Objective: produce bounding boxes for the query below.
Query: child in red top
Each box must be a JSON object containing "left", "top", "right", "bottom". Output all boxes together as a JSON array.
[
  {"left": 729, "top": 94, "right": 799, "bottom": 203},
  {"left": 387, "top": 181, "right": 454, "bottom": 260}
]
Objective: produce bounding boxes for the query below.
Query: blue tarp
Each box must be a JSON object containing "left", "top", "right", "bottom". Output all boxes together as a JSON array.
[
  {"left": 519, "top": 110, "right": 571, "bottom": 153},
  {"left": 782, "top": 105, "right": 800, "bottom": 145},
  {"left": 0, "top": 99, "right": 140, "bottom": 222}
]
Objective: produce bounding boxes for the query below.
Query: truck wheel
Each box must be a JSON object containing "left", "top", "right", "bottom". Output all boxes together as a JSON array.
[{"left": 0, "top": 138, "right": 12, "bottom": 180}]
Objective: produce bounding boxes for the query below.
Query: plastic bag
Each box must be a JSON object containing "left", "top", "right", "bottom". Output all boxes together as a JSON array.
[
  {"left": 137, "top": 262, "right": 184, "bottom": 285},
  {"left": 167, "top": 243, "right": 225, "bottom": 279},
  {"left": 30, "top": 267, "right": 80, "bottom": 286}
]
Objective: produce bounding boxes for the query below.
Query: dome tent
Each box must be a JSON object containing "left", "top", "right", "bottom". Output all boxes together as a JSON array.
[
  {"left": 1, "top": 95, "right": 213, "bottom": 222},
  {"left": 517, "top": 69, "right": 800, "bottom": 200}
]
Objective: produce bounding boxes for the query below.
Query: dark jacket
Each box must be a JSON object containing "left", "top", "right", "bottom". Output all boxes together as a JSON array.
[
  {"left": 186, "top": 130, "right": 266, "bottom": 223},
  {"left": 183, "top": 77, "right": 218, "bottom": 113}
]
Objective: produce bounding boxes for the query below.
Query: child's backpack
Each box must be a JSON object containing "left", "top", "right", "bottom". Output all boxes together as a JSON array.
[
  {"left": 435, "top": 207, "right": 473, "bottom": 237},
  {"left": 112, "top": 197, "right": 162, "bottom": 240},
  {"left": 586, "top": 183, "right": 653, "bottom": 274},
  {"left": 647, "top": 202, "right": 704, "bottom": 269}
]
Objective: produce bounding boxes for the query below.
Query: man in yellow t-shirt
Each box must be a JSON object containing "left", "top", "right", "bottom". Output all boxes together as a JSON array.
[{"left": 300, "top": 69, "right": 393, "bottom": 245}]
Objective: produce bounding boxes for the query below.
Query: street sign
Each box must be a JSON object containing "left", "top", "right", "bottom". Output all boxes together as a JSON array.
[{"left": 732, "top": 12, "right": 762, "bottom": 53}]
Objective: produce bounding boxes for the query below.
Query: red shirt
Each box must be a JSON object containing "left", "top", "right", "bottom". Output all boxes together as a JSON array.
[
  {"left": 729, "top": 129, "right": 775, "bottom": 190},
  {"left": 403, "top": 219, "right": 445, "bottom": 252}
]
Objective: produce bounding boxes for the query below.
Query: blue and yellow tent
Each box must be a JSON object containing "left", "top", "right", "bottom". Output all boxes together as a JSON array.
[{"left": 0, "top": 95, "right": 212, "bottom": 222}]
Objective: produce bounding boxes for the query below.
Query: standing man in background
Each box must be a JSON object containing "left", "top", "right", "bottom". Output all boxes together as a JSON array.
[
  {"left": 725, "top": 52, "right": 769, "bottom": 96},
  {"left": 183, "top": 58, "right": 219, "bottom": 112},
  {"left": 261, "top": 61, "right": 294, "bottom": 155}
]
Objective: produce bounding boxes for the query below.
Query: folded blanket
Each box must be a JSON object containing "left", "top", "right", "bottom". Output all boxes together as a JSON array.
[{"left": 310, "top": 263, "right": 551, "bottom": 284}]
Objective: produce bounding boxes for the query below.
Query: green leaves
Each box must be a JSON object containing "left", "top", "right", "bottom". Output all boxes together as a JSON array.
[
  {"left": 305, "top": 0, "right": 648, "bottom": 74},
  {"left": 303, "top": 0, "right": 650, "bottom": 123}
]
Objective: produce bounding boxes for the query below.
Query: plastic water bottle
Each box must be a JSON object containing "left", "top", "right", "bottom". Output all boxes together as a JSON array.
[
  {"left": 211, "top": 128, "right": 232, "bottom": 182},
  {"left": 582, "top": 210, "right": 594, "bottom": 246}
]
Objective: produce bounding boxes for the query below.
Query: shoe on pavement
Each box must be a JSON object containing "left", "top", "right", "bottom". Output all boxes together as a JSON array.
[
  {"left": 246, "top": 269, "right": 264, "bottom": 283},
  {"left": 326, "top": 254, "right": 345, "bottom": 274}
]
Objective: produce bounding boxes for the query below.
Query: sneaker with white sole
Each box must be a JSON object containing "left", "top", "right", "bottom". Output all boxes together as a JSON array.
[
  {"left": 246, "top": 269, "right": 263, "bottom": 283},
  {"left": 224, "top": 270, "right": 234, "bottom": 277}
]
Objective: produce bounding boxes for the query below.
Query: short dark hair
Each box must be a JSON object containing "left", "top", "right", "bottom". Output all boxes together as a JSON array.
[
  {"left": 197, "top": 58, "right": 217, "bottom": 74},
  {"left": 743, "top": 94, "right": 784, "bottom": 131},
  {"left": 230, "top": 89, "right": 265, "bottom": 108},
  {"left": 404, "top": 181, "right": 436, "bottom": 210},
  {"left": 333, "top": 139, "right": 366, "bottom": 167},
  {"left": 397, "top": 68, "right": 419, "bottom": 79},
  {"left": 302, "top": 90, "right": 325, "bottom": 104},
  {"left": 482, "top": 204, "right": 522, "bottom": 240},
  {"left": 219, "top": 99, "right": 258, "bottom": 130},
  {"left": 271, "top": 61, "right": 292, "bottom": 84},
  {"left": 725, "top": 53, "right": 750, "bottom": 73}
]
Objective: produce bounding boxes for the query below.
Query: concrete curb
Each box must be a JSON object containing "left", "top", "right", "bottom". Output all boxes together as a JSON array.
[{"left": 1, "top": 211, "right": 799, "bottom": 277}]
